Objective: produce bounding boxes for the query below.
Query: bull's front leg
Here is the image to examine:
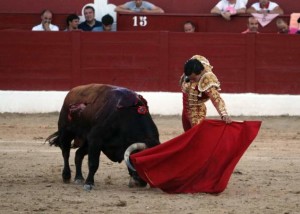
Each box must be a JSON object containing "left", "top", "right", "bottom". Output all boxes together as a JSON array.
[{"left": 84, "top": 139, "right": 101, "bottom": 191}]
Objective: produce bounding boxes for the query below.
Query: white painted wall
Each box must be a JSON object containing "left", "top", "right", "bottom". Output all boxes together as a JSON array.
[{"left": 1, "top": 91, "right": 299, "bottom": 116}]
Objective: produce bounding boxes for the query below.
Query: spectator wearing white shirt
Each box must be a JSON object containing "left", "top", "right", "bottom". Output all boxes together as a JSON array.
[
  {"left": 211, "top": 0, "right": 247, "bottom": 21},
  {"left": 32, "top": 9, "right": 59, "bottom": 31},
  {"left": 246, "top": 0, "right": 284, "bottom": 15}
]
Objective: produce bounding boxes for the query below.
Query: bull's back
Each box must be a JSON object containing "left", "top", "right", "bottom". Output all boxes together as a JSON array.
[
  {"left": 64, "top": 84, "right": 112, "bottom": 105},
  {"left": 58, "top": 84, "right": 115, "bottom": 128}
]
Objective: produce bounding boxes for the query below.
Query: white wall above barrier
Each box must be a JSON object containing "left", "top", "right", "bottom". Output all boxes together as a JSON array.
[{"left": 0, "top": 91, "right": 299, "bottom": 116}]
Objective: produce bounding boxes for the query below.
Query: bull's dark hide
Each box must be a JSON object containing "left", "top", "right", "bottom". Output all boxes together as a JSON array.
[{"left": 46, "top": 84, "right": 160, "bottom": 189}]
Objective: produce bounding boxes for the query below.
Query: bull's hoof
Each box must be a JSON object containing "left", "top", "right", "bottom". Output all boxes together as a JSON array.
[
  {"left": 74, "top": 178, "right": 85, "bottom": 185},
  {"left": 62, "top": 170, "right": 71, "bottom": 183},
  {"left": 83, "top": 184, "right": 94, "bottom": 191},
  {"left": 63, "top": 178, "right": 71, "bottom": 183},
  {"left": 128, "top": 177, "right": 147, "bottom": 188}
]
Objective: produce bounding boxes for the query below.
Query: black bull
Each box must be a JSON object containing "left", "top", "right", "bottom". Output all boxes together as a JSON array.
[{"left": 46, "top": 84, "right": 160, "bottom": 190}]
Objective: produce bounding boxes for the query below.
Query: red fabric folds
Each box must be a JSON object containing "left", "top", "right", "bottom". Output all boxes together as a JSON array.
[{"left": 130, "top": 119, "right": 261, "bottom": 194}]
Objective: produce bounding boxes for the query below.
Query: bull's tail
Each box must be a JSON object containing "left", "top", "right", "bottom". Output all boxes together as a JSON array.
[{"left": 45, "top": 131, "right": 60, "bottom": 147}]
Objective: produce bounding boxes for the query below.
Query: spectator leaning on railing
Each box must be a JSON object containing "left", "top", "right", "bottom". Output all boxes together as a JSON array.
[
  {"left": 115, "top": 0, "right": 164, "bottom": 13},
  {"left": 246, "top": 0, "right": 284, "bottom": 15},
  {"left": 211, "top": 0, "right": 247, "bottom": 21}
]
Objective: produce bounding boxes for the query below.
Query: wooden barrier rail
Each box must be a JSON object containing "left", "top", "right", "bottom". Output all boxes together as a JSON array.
[{"left": 0, "top": 31, "right": 299, "bottom": 94}]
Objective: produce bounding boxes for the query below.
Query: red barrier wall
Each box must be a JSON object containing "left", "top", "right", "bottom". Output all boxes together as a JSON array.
[{"left": 0, "top": 31, "right": 299, "bottom": 94}]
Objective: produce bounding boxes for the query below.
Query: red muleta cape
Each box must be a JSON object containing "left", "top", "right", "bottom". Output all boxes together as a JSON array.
[{"left": 130, "top": 119, "right": 261, "bottom": 194}]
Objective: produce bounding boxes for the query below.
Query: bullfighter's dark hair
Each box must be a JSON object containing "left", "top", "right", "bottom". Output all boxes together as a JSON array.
[
  {"left": 184, "top": 58, "right": 204, "bottom": 76},
  {"left": 297, "top": 17, "right": 300, "bottom": 23}
]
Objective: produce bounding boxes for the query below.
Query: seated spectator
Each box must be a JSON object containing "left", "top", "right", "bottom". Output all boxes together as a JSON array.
[
  {"left": 211, "top": 0, "right": 247, "bottom": 21},
  {"left": 78, "top": 6, "right": 102, "bottom": 31},
  {"left": 115, "top": 0, "right": 164, "bottom": 13},
  {"left": 246, "top": 0, "right": 284, "bottom": 15},
  {"left": 297, "top": 18, "right": 300, "bottom": 34},
  {"left": 32, "top": 9, "right": 59, "bottom": 31},
  {"left": 183, "top": 21, "right": 196, "bottom": 33},
  {"left": 65, "top": 14, "right": 80, "bottom": 31},
  {"left": 93, "top": 14, "right": 115, "bottom": 32},
  {"left": 242, "top": 17, "right": 259, "bottom": 33},
  {"left": 276, "top": 18, "right": 298, "bottom": 34}
]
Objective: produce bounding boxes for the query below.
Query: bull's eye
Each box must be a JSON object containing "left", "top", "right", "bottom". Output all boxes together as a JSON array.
[{"left": 137, "top": 106, "right": 148, "bottom": 115}]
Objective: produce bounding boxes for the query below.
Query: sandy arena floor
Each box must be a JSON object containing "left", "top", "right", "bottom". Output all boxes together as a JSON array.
[{"left": 0, "top": 113, "right": 299, "bottom": 214}]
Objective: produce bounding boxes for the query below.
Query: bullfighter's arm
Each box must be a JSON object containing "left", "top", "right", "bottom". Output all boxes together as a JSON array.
[{"left": 204, "top": 87, "right": 230, "bottom": 122}]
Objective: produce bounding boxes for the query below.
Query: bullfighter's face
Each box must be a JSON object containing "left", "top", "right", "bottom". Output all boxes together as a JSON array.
[{"left": 187, "top": 73, "right": 202, "bottom": 83}]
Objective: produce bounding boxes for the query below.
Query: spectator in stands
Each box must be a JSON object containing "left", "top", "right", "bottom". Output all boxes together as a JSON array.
[
  {"left": 32, "top": 9, "right": 59, "bottom": 31},
  {"left": 242, "top": 17, "right": 259, "bottom": 33},
  {"left": 276, "top": 18, "right": 298, "bottom": 34},
  {"left": 65, "top": 14, "right": 80, "bottom": 31},
  {"left": 246, "top": 0, "right": 284, "bottom": 15},
  {"left": 211, "top": 0, "right": 247, "bottom": 21},
  {"left": 114, "top": 0, "right": 164, "bottom": 13},
  {"left": 297, "top": 18, "right": 300, "bottom": 34},
  {"left": 183, "top": 21, "right": 196, "bottom": 33},
  {"left": 93, "top": 14, "right": 115, "bottom": 31},
  {"left": 78, "top": 6, "right": 102, "bottom": 31}
]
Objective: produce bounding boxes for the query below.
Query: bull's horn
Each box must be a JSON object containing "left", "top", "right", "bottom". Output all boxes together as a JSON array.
[{"left": 124, "top": 143, "right": 147, "bottom": 171}]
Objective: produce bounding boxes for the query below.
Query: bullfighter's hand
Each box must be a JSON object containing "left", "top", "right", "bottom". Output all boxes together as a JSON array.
[{"left": 222, "top": 115, "right": 232, "bottom": 124}]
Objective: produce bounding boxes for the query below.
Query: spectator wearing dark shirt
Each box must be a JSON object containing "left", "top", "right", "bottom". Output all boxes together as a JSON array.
[
  {"left": 65, "top": 14, "right": 80, "bottom": 31},
  {"left": 93, "top": 14, "right": 115, "bottom": 32},
  {"left": 78, "top": 6, "right": 102, "bottom": 31}
]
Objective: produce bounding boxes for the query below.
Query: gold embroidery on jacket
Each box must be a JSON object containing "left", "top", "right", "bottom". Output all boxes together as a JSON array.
[
  {"left": 181, "top": 55, "right": 228, "bottom": 126},
  {"left": 205, "top": 87, "right": 228, "bottom": 117}
]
